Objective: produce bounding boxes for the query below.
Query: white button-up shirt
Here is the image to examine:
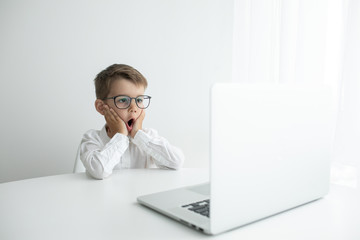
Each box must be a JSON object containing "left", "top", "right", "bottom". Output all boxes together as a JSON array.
[{"left": 80, "top": 126, "right": 185, "bottom": 179}]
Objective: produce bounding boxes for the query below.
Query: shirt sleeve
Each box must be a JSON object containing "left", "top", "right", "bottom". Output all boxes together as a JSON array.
[
  {"left": 131, "top": 129, "right": 185, "bottom": 170},
  {"left": 80, "top": 130, "right": 129, "bottom": 179}
]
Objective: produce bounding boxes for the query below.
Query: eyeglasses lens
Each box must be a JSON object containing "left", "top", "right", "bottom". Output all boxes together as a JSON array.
[{"left": 114, "top": 96, "right": 150, "bottom": 109}]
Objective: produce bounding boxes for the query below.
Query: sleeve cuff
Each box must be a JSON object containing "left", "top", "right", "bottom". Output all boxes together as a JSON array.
[
  {"left": 131, "top": 130, "right": 151, "bottom": 148},
  {"left": 102, "top": 133, "right": 129, "bottom": 172},
  {"left": 110, "top": 133, "right": 130, "bottom": 152}
]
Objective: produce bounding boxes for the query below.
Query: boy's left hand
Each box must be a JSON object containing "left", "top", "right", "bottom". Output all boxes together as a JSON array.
[{"left": 130, "top": 110, "right": 145, "bottom": 138}]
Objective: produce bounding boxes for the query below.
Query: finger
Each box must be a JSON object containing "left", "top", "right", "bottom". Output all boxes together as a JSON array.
[
  {"left": 103, "top": 106, "right": 110, "bottom": 118},
  {"left": 109, "top": 108, "right": 121, "bottom": 121},
  {"left": 139, "top": 109, "right": 145, "bottom": 121},
  {"left": 134, "top": 112, "right": 144, "bottom": 128},
  {"left": 103, "top": 104, "right": 110, "bottom": 114},
  {"left": 104, "top": 112, "right": 113, "bottom": 123},
  {"left": 135, "top": 110, "right": 144, "bottom": 121},
  {"left": 103, "top": 106, "right": 112, "bottom": 117},
  {"left": 104, "top": 106, "right": 117, "bottom": 122}
]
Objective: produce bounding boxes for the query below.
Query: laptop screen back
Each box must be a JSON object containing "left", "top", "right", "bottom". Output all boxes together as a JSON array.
[{"left": 209, "top": 83, "right": 337, "bottom": 234}]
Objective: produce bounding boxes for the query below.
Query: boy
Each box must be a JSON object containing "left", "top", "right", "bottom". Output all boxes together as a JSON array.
[{"left": 80, "top": 64, "right": 184, "bottom": 179}]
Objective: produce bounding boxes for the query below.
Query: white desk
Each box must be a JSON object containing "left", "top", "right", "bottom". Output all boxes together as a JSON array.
[{"left": 0, "top": 168, "right": 359, "bottom": 240}]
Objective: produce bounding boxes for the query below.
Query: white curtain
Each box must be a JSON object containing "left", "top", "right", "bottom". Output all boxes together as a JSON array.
[{"left": 232, "top": 0, "right": 360, "bottom": 187}]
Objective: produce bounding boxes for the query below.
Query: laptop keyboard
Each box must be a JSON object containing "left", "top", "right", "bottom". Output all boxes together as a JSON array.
[{"left": 182, "top": 199, "right": 210, "bottom": 218}]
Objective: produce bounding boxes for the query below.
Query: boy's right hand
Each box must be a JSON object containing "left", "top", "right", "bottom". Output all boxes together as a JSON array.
[{"left": 103, "top": 104, "right": 128, "bottom": 138}]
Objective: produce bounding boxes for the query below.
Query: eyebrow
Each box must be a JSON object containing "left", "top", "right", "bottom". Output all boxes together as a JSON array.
[{"left": 107, "top": 94, "right": 145, "bottom": 98}]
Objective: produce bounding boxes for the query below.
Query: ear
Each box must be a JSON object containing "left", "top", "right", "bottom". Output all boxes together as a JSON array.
[{"left": 95, "top": 99, "right": 105, "bottom": 115}]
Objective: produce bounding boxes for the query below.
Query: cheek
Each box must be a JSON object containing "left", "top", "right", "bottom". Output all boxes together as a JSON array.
[
  {"left": 135, "top": 110, "right": 143, "bottom": 120},
  {"left": 114, "top": 110, "right": 128, "bottom": 120}
]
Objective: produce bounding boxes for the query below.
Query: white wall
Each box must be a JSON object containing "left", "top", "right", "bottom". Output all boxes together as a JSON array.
[{"left": 0, "top": 0, "right": 234, "bottom": 182}]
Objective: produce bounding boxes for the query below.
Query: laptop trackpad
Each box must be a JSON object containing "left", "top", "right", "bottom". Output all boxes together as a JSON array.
[{"left": 187, "top": 183, "right": 210, "bottom": 196}]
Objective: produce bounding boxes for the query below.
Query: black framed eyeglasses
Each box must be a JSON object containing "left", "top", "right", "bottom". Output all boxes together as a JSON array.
[{"left": 103, "top": 95, "right": 151, "bottom": 109}]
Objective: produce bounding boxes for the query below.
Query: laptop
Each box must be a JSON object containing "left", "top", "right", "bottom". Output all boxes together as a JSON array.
[{"left": 137, "top": 83, "right": 337, "bottom": 235}]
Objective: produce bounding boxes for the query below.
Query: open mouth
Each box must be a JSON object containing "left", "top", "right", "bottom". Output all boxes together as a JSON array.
[{"left": 126, "top": 118, "right": 134, "bottom": 132}]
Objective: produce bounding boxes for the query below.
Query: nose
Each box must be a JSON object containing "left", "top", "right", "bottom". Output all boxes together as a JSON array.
[{"left": 128, "top": 99, "right": 138, "bottom": 112}]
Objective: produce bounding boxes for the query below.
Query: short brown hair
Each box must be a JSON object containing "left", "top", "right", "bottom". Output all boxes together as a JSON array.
[{"left": 94, "top": 64, "right": 148, "bottom": 99}]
